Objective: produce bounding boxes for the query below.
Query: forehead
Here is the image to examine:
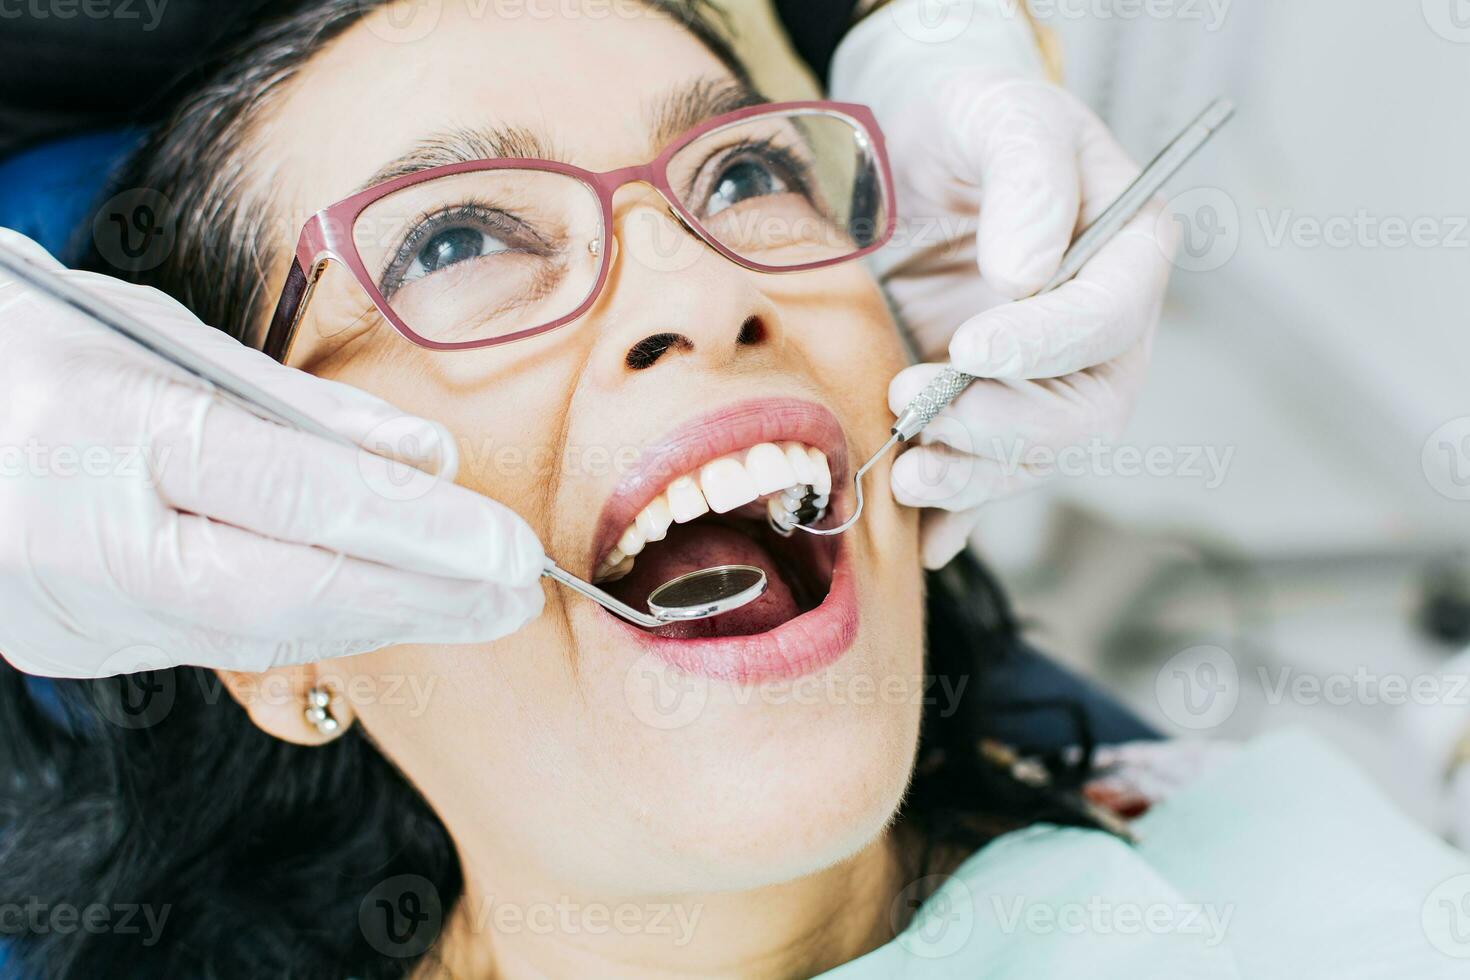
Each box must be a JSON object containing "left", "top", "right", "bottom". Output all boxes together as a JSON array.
[{"left": 260, "top": 0, "right": 734, "bottom": 215}]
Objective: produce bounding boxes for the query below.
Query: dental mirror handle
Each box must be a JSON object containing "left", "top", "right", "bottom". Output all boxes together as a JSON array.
[
  {"left": 542, "top": 561, "right": 663, "bottom": 629},
  {"left": 0, "top": 245, "right": 354, "bottom": 447},
  {"left": 892, "top": 97, "right": 1236, "bottom": 440}
]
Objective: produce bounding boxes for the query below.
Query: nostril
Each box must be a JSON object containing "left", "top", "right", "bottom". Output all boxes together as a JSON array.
[
  {"left": 625, "top": 332, "right": 694, "bottom": 370},
  {"left": 736, "top": 316, "right": 765, "bottom": 346}
]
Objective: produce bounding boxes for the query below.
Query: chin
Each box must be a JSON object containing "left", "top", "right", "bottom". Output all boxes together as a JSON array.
[{"left": 607, "top": 645, "right": 923, "bottom": 893}]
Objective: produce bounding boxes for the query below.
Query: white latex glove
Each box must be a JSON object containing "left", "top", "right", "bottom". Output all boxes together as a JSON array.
[
  {"left": 0, "top": 230, "right": 546, "bottom": 678},
  {"left": 832, "top": 0, "right": 1176, "bottom": 569}
]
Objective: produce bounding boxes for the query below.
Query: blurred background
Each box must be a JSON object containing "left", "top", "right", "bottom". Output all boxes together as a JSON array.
[{"left": 961, "top": 0, "right": 1470, "bottom": 832}]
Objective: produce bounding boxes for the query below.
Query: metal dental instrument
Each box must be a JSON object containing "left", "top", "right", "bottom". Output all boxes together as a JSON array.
[
  {"left": 0, "top": 245, "right": 767, "bottom": 628},
  {"left": 545, "top": 563, "right": 767, "bottom": 628},
  {"left": 784, "top": 97, "right": 1237, "bottom": 538}
]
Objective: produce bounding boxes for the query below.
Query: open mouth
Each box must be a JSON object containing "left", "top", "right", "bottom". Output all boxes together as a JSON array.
[
  {"left": 595, "top": 443, "right": 838, "bottom": 638},
  {"left": 588, "top": 400, "right": 849, "bottom": 642}
]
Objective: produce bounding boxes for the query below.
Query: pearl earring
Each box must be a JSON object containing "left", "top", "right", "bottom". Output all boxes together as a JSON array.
[{"left": 304, "top": 686, "right": 341, "bottom": 736}]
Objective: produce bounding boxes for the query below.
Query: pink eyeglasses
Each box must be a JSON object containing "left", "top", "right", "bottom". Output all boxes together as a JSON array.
[{"left": 262, "top": 101, "right": 896, "bottom": 362}]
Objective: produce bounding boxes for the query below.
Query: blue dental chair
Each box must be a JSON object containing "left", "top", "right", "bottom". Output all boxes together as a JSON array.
[{"left": 0, "top": 130, "right": 143, "bottom": 263}]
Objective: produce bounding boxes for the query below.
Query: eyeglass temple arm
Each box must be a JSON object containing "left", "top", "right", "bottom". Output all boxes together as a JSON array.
[{"left": 262, "top": 257, "right": 320, "bottom": 363}]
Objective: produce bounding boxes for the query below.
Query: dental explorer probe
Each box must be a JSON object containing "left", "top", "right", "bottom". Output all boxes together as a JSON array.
[
  {"left": 784, "top": 97, "right": 1237, "bottom": 538},
  {"left": 0, "top": 244, "right": 767, "bottom": 628}
]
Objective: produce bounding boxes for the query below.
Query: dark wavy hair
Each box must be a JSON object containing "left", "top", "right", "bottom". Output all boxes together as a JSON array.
[{"left": 0, "top": 3, "right": 1110, "bottom": 976}]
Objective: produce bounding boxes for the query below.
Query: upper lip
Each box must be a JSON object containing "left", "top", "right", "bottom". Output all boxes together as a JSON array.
[{"left": 588, "top": 397, "right": 850, "bottom": 571}]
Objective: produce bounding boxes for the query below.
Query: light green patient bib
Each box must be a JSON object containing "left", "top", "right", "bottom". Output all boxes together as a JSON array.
[{"left": 818, "top": 728, "right": 1470, "bottom": 979}]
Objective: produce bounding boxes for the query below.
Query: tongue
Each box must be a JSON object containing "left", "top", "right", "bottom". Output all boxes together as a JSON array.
[{"left": 607, "top": 521, "right": 801, "bottom": 638}]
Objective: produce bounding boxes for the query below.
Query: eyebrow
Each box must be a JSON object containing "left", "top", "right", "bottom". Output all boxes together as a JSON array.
[
  {"left": 356, "top": 76, "right": 766, "bottom": 191},
  {"left": 647, "top": 76, "right": 766, "bottom": 151},
  {"left": 357, "top": 126, "right": 560, "bottom": 190}
]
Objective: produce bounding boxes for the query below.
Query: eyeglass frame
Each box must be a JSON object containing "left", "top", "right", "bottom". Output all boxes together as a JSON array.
[{"left": 260, "top": 100, "right": 897, "bottom": 363}]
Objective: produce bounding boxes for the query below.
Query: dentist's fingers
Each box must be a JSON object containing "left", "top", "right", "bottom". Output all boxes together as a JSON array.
[
  {"left": 156, "top": 515, "right": 544, "bottom": 670},
  {"left": 149, "top": 387, "right": 546, "bottom": 587},
  {"left": 889, "top": 441, "right": 1045, "bottom": 567},
  {"left": 916, "top": 508, "right": 988, "bottom": 571},
  {"left": 888, "top": 348, "right": 1149, "bottom": 458},
  {"left": 15, "top": 512, "right": 546, "bottom": 678},
  {"left": 1074, "top": 109, "right": 1154, "bottom": 224},
  {"left": 62, "top": 270, "right": 462, "bottom": 478},
  {"left": 947, "top": 206, "right": 1170, "bottom": 381},
  {"left": 889, "top": 442, "right": 1044, "bottom": 514},
  {"left": 963, "top": 80, "right": 1083, "bottom": 299}
]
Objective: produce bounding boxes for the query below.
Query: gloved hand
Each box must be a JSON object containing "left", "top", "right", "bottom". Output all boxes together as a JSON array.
[
  {"left": 0, "top": 230, "right": 546, "bottom": 678},
  {"left": 832, "top": 0, "right": 1176, "bottom": 569}
]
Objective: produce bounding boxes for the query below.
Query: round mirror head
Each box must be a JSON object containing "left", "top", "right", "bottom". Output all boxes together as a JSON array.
[{"left": 646, "top": 565, "right": 767, "bottom": 622}]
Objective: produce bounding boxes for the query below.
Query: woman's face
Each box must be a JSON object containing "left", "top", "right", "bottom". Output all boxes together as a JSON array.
[{"left": 243, "top": 0, "right": 925, "bottom": 899}]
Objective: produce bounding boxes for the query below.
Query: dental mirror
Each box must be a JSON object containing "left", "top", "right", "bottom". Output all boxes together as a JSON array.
[
  {"left": 543, "top": 562, "right": 767, "bottom": 628},
  {"left": 647, "top": 565, "right": 766, "bottom": 621}
]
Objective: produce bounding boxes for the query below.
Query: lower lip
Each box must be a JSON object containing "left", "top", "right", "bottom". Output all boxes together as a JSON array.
[{"left": 610, "top": 541, "right": 858, "bottom": 684}]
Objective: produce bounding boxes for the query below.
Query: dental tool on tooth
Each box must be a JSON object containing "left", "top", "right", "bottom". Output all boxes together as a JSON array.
[
  {"left": 771, "top": 97, "right": 1237, "bottom": 539},
  {"left": 0, "top": 244, "right": 772, "bottom": 629}
]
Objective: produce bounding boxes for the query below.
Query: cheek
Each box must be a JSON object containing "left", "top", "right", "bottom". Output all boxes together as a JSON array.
[
  {"left": 295, "top": 321, "right": 580, "bottom": 542},
  {"left": 773, "top": 267, "right": 910, "bottom": 441},
  {"left": 337, "top": 618, "right": 613, "bottom": 879}
]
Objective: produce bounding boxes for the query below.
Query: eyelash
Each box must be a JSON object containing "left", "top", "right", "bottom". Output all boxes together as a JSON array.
[
  {"left": 379, "top": 201, "right": 551, "bottom": 298},
  {"left": 687, "top": 137, "right": 817, "bottom": 212}
]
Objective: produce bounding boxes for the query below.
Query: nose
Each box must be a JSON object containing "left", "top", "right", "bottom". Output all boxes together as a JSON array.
[
  {"left": 588, "top": 187, "right": 783, "bottom": 377},
  {"left": 623, "top": 317, "right": 767, "bottom": 370}
]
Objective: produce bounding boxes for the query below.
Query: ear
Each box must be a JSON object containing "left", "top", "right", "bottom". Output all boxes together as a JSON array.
[{"left": 215, "top": 666, "right": 356, "bottom": 747}]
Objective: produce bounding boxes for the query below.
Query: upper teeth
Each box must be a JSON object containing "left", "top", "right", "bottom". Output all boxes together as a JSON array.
[{"left": 594, "top": 442, "right": 832, "bottom": 583}]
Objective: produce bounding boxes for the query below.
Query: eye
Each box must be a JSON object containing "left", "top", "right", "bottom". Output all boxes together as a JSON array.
[
  {"left": 415, "top": 226, "right": 506, "bottom": 275},
  {"left": 380, "top": 203, "right": 550, "bottom": 299},
  {"left": 706, "top": 158, "right": 789, "bottom": 217},
  {"left": 695, "top": 140, "right": 815, "bottom": 219}
]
